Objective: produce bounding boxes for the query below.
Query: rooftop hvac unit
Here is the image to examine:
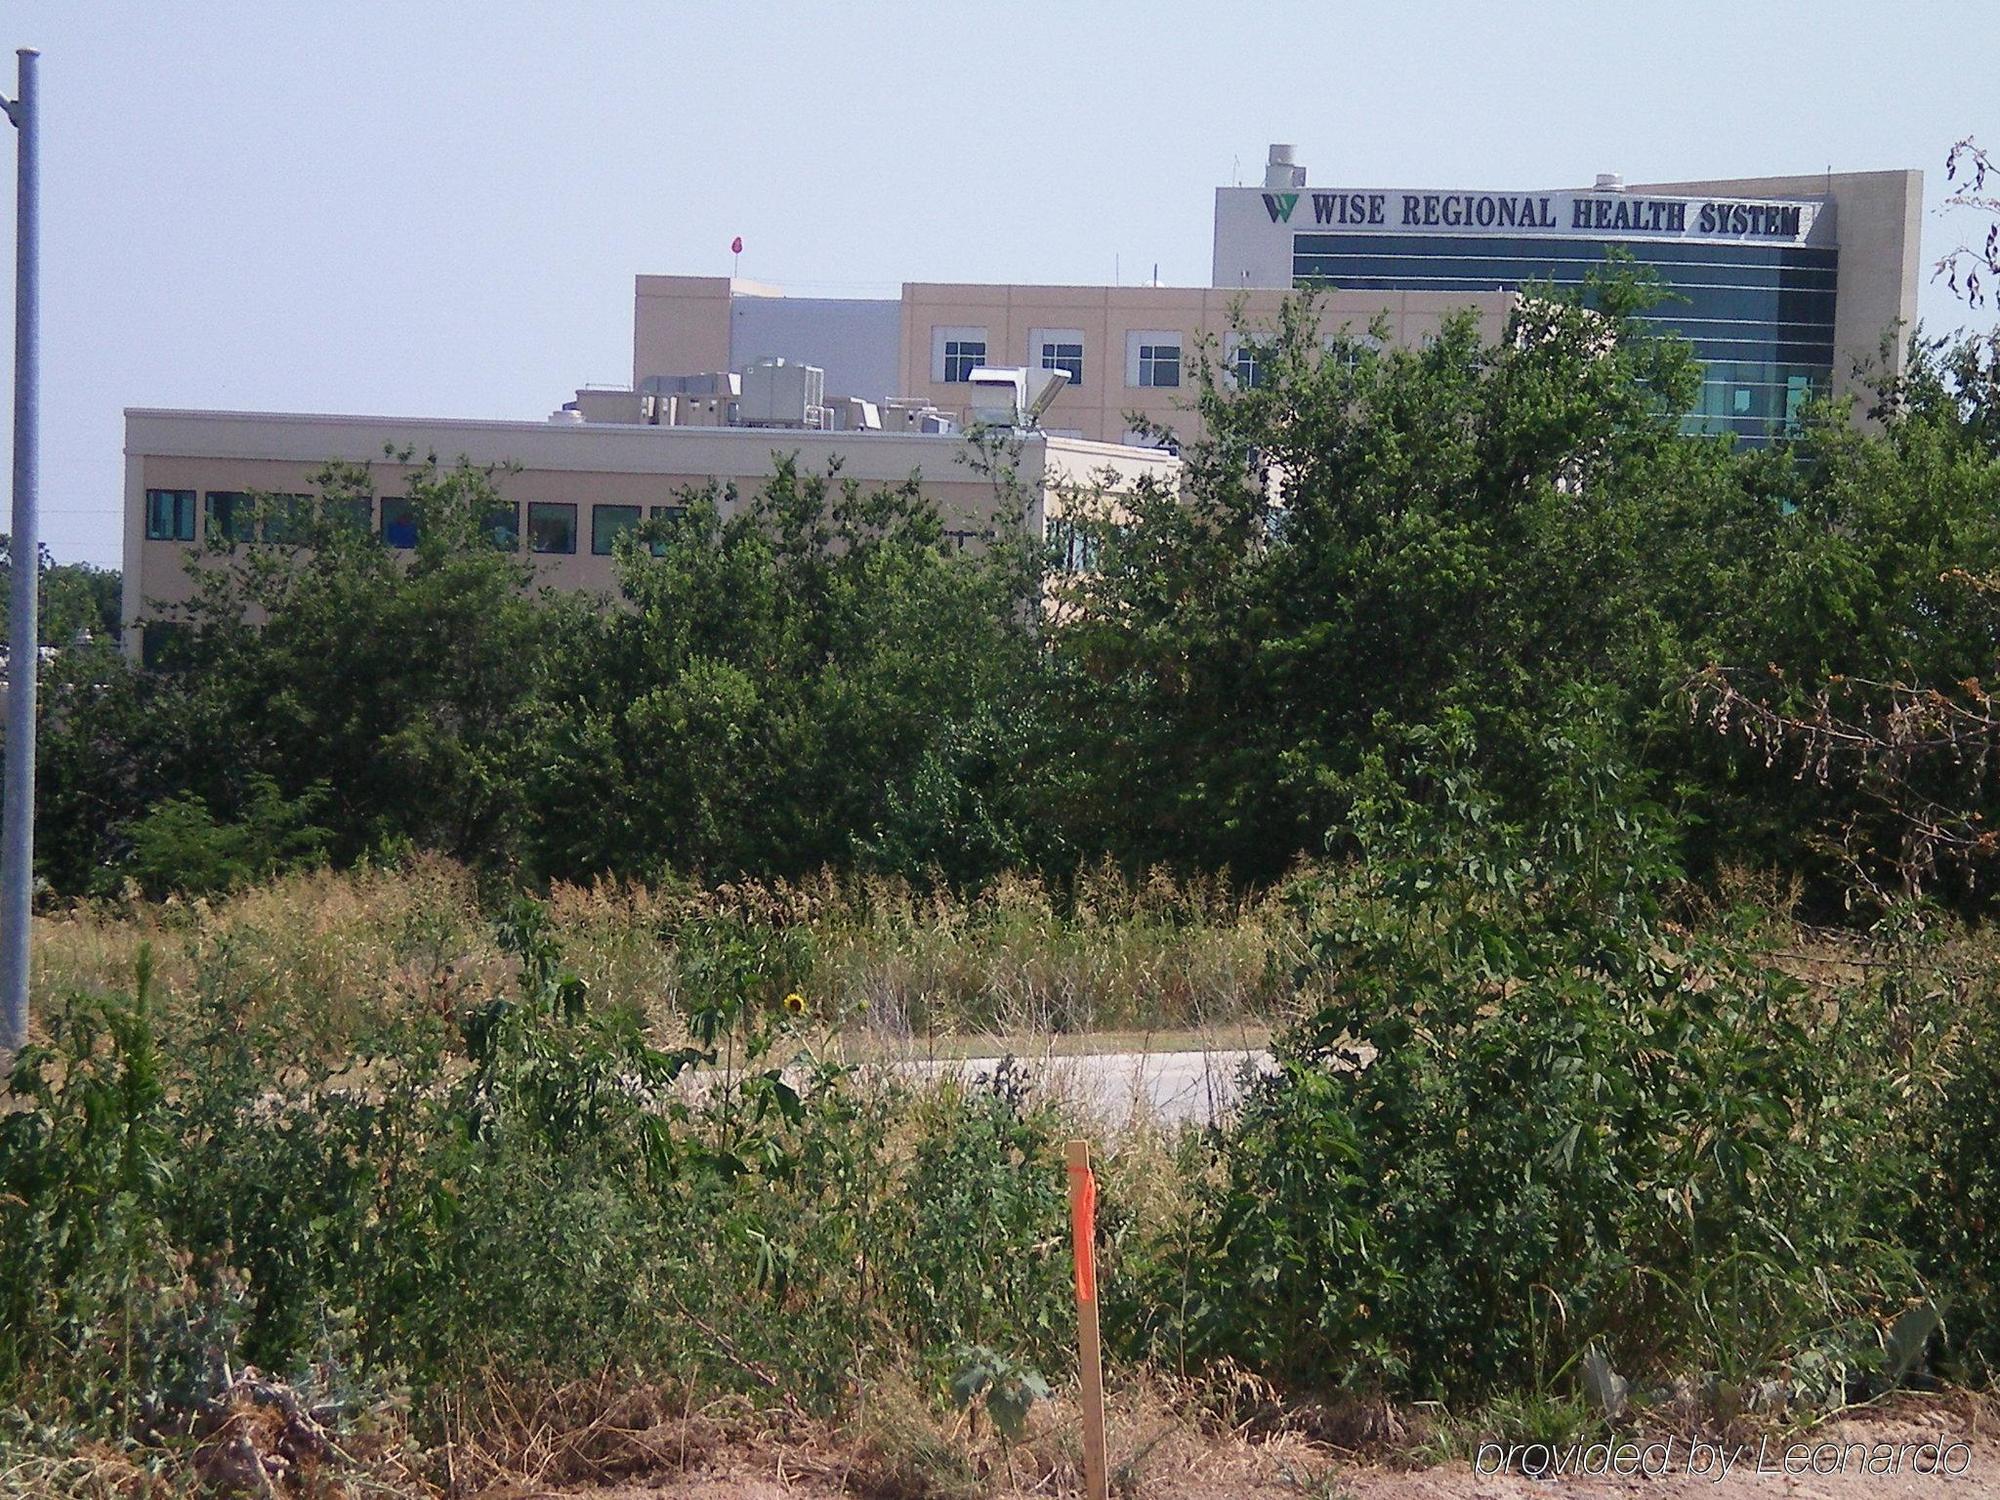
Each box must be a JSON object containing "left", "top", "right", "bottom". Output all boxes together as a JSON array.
[
  {"left": 964, "top": 365, "right": 1069, "bottom": 429},
  {"left": 641, "top": 371, "right": 740, "bottom": 398},
  {"left": 669, "top": 394, "right": 736, "bottom": 427},
  {"left": 829, "top": 397, "right": 881, "bottom": 432},
  {"left": 879, "top": 398, "right": 937, "bottom": 433},
  {"left": 740, "top": 358, "right": 826, "bottom": 427}
]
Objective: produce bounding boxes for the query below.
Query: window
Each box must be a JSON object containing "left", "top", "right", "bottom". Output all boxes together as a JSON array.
[
  {"left": 932, "top": 325, "right": 989, "bottom": 383},
  {"left": 1126, "top": 331, "right": 1182, "bottom": 389},
  {"left": 527, "top": 502, "right": 577, "bottom": 555},
  {"left": 1227, "top": 337, "right": 1264, "bottom": 390},
  {"left": 205, "top": 491, "right": 256, "bottom": 545},
  {"left": 380, "top": 497, "right": 418, "bottom": 549},
  {"left": 144, "top": 488, "right": 196, "bottom": 542},
  {"left": 1045, "top": 514, "right": 1100, "bottom": 574},
  {"left": 1031, "top": 328, "right": 1085, "bottom": 387},
  {"left": 262, "top": 494, "right": 313, "bottom": 545},
  {"left": 482, "top": 503, "right": 520, "bottom": 551},
  {"left": 591, "top": 504, "right": 642, "bottom": 555},
  {"left": 325, "top": 497, "right": 372, "bottom": 534},
  {"left": 943, "top": 338, "right": 986, "bottom": 382},
  {"left": 648, "top": 503, "right": 686, "bottom": 556},
  {"left": 1324, "top": 332, "right": 1381, "bottom": 373}
]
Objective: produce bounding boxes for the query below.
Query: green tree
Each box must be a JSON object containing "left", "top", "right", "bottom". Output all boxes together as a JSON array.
[
  {"left": 1049, "top": 272, "right": 1707, "bottom": 879},
  {"left": 530, "top": 450, "right": 1053, "bottom": 885}
]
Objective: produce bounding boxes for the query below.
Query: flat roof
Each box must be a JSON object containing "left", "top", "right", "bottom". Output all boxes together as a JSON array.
[{"left": 124, "top": 407, "right": 1179, "bottom": 480}]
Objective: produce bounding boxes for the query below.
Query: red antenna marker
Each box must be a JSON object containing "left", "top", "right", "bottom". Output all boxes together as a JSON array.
[{"left": 731, "top": 235, "right": 743, "bottom": 279}]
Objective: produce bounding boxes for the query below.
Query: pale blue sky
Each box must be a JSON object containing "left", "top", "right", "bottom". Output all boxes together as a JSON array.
[{"left": 0, "top": 1, "right": 1991, "bottom": 566}]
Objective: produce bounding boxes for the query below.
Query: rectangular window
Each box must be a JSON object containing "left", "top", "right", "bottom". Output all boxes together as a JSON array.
[
  {"left": 932, "top": 324, "right": 989, "bottom": 383},
  {"left": 1031, "top": 328, "right": 1085, "bottom": 387},
  {"left": 591, "top": 503, "right": 642, "bottom": 555},
  {"left": 1126, "top": 330, "right": 1184, "bottom": 389},
  {"left": 380, "top": 497, "right": 418, "bottom": 549},
  {"left": 943, "top": 339, "right": 985, "bottom": 382},
  {"left": 648, "top": 503, "right": 686, "bottom": 556},
  {"left": 527, "top": 501, "right": 577, "bottom": 555},
  {"left": 1229, "top": 341, "right": 1263, "bottom": 390},
  {"left": 262, "top": 494, "right": 313, "bottom": 545},
  {"left": 205, "top": 491, "right": 256, "bottom": 545},
  {"left": 144, "top": 488, "right": 196, "bottom": 542},
  {"left": 1137, "top": 342, "right": 1180, "bottom": 388},
  {"left": 1044, "top": 515, "right": 1099, "bottom": 574},
  {"left": 325, "top": 496, "right": 372, "bottom": 534},
  {"left": 482, "top": 503, "right": 520, "bottom": 551}
]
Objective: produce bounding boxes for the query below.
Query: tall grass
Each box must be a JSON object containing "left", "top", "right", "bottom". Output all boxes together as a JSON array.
[
  {"left": 8, "top": 853, "right": 1998, "bottom": 1494},
  {"left": 31, "top": 856, "right": 1314, "bottom": 1053}
]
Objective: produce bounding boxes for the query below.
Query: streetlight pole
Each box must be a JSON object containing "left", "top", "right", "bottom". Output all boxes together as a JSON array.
[{"left": 1, "top": 47, "right": 38, "bottom": 1058}]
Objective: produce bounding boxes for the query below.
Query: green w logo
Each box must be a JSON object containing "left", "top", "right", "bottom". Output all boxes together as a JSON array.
[{"left": 1262, "top": 192, "right": 1299, "bottom": 223}]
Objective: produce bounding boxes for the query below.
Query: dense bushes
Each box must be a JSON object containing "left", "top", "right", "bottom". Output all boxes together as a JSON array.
[
  {"left": 1147, "top": 710, "right": 1968, "bottom": 1407},
  {"left": 20, "top": 296, "right": 2000, "bottom": 913},
  {"left": 0, "top": 902, "right": 1084, "bottom": 1464},
  {"left": 7, "top": 839, "right": 1999, "bottom": 1481}
]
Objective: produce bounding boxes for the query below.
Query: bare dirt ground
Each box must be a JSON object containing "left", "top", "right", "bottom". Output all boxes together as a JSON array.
[{"left": 476, "top": 1394, "right": 1999, "bottom": 1499}]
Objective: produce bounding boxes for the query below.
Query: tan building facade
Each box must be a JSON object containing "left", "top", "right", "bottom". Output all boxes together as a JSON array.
[
  {"left": 635, "top": 150, "right": 1921, "bottom": 448},
  {"left": 122, "top": 410, "right": 1177, "bottom": 658},
  {"left": 637, "top": 275, "right": 1515, "bottom": 448}
]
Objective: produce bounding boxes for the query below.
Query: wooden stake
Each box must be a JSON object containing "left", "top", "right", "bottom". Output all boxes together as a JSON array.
[{"left": 1066, "top": 1138, "right": 1109, "bottom": 1500}]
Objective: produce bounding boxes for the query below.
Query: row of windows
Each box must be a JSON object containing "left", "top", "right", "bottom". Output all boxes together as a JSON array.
[
  {"left": 145, "top": 490, "right": 687, "bottom": 555},
  {"left": 930, "top": 327, "right": 1185, "bottom": 388},
  {"left": 1294, "top": 269, "right": 1838, "bottom": 332},
  {"left": 1293, "top": 249, "right": 1841, "bottom": 293},
  {"left": 1291, "top": 232, "right": 1840, "bottom": 273},
  {"left": 1294, "top": 262, "right": 1840, "bottom": 317}
]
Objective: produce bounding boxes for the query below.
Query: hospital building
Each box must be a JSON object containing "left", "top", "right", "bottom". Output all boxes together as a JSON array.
[{"left": 123, "top": 145, "right": 1922, "bottom": 656}]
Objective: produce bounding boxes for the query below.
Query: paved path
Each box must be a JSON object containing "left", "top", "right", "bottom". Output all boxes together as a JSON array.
[{"left": 894, "top": 1048, "right": 1275, "bottom": 1126}]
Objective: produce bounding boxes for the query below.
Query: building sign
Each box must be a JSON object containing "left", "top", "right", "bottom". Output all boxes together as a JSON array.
[{"left": 1250, "top": 187, "right": 1820, "bottom": 245}]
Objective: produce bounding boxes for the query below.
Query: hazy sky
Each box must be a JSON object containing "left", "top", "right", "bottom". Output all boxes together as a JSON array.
[{"left": 0, "top": 2, "right": 1991, "bottom": 566}]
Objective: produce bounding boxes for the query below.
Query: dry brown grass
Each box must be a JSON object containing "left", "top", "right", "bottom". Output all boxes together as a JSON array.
[{"left": 29, "top": 857, "right": 1318, "bottom": 1054}]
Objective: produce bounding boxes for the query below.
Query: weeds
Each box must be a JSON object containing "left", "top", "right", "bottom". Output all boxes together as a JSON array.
[{"left": 4, "top": 824, "right": 1998, "bottom": 1492}]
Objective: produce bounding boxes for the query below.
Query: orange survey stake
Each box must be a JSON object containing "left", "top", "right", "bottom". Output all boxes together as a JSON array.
[
  {"left": 1065, "top": 1139, "right": 1109, "bottom": 1500},
  {"left": 1068, "top": 1152, "right": 1098, "bottom": 1304}
]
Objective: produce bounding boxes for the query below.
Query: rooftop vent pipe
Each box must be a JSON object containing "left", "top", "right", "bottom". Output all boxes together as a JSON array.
[{"left": 1264, "top": 143, "right": 1305, "bottom": 189}]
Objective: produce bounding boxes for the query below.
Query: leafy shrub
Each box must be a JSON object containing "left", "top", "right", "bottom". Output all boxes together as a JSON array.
[
  {"left": 1151, "top": 706, "right": 1943, "bottom": 1407},
  {"left": 124, "top": 772, "right": 330, "bottom": 898},
  {"left": 0, "top": 899, "right": 1079, "bottom": 1467}
]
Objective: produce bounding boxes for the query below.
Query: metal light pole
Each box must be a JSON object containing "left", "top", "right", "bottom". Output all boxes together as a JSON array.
[{"left": 1, "top": 48, "right": 38, "bottom": 1058}]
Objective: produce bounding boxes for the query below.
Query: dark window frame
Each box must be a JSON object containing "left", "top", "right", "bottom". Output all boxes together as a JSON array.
[
  {"left": 262, "top": 493, "right": 314, "bottom": 545},
  {"left": 527, "top": 501, "right": 578, "bottom": 555},
  {"left": 1137, "top": 341, "right": 1182, "bottom": 389},
  {"left": 1039, "top": 340, "right": 1084, "bottom": 386},
  {"left": 380, "top": 497, "right": 418, "bottom": 549},
  {"left": 482, "top": 502, "right": 521, "bottom": 551},
  {"left": 942, "top": 338, "right": 987, "bottom": 383},
  {"left": 591, "top": 503, "right": 643, "bottom": 555},
  {"left": 205, "top": 491, "right": 257, "bottom": 545},
  {"left": 144, "top": 488, "right": 197, "bottom": 542}
]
